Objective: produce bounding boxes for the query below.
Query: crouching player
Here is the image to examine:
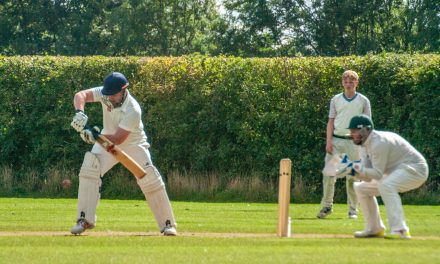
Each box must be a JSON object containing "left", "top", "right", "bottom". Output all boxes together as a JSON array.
[{"left": 337, "top": 115, "right": 428, "bottom": 239}]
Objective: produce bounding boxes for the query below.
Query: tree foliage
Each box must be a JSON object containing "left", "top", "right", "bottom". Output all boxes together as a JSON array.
[
  {"left": 0, "top": 0, "right": 438, "bottom": 56},
  {"left": 305, "top": 0, "right": 440, "bottom": 56}
]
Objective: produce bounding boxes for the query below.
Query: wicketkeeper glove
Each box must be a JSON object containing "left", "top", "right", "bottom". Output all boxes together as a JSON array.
[
  {"left": 339, "top": 159, "right": 374, "bottom": 182},
  {"left": 352, "top": 160, "right": 363, "bottom": 174},
  {"left": 352, "top": 161, "right": 380, "bottom": 182},
  {"left": 335, "top": 154, "right": 356, "bottom": 178},
  {"left": 80, "top": 126, "right": 100, "bottom": 144},
  {"left": 71, "top": 110, "right": 88, "bottom": 132}
]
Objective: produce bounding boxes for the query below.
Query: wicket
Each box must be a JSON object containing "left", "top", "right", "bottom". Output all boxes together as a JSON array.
[{"left": 277, "top": 158, "right": 292, "bottom": 237}]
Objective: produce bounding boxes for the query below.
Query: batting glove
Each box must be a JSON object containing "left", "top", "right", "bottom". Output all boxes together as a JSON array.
[
  {"left": 71, "top": 110, "right": 88, "bottom": 132},
  {"left": 80, "top": 126, "right": 100, "bottom": 144}
]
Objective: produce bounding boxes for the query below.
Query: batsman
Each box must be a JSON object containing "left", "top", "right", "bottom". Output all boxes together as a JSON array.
[{"left": 70, "top": 72, "right": 177, "bottom": 236}]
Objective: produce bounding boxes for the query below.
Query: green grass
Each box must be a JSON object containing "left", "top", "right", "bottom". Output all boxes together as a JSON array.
[{"left": 0, "top": 198, "right": 439, "bottom": 263}]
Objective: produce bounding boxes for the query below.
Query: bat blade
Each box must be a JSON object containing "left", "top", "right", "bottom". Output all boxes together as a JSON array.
[{"left": 95, "top": 135, "right": 146, "bottom": 179}]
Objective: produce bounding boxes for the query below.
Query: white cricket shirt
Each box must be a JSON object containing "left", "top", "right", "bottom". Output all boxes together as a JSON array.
[
  {"left": 361, "top": 130, "right": 428, "bottom": 178},
  {"left": 92, "top": 87, "right": 148, "bottom": 147},
  {"left": 329, "top": 92, "right": 371, "bottom": 136}
]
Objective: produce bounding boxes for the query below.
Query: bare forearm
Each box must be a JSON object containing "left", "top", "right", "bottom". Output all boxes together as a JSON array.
[
  {"left": 102, "top": 128, "right": 130, "bottom": 145},
  {"left": 73, "top": 89, "right": 95, "bottom": 111},
  {"left": 74, "top": 92, "right": 87, "bottom": 111},
  {"left": 102, "top": 134, "right": 124, "bottom": 145},
  {"left": 326, "top": 120, "right": 334, "bottom": 142},
  {"left": 325, "top": 119, "right": 335, "bottom": 153}
]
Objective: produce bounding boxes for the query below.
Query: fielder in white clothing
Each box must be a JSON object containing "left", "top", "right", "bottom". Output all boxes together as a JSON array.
[
  {"left": 340, "top": 115, "right": 428, "bottom": 239},
  {"left": 70, "top": 72, "right": 177, "bottom": 236},
  {"left": 318, "top": 70, "right": 371, "bottom": 219}
]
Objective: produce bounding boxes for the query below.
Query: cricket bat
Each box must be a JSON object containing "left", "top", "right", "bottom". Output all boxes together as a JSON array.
[{"left": 94, "top": 134, "right": 146, "bottom": 179}]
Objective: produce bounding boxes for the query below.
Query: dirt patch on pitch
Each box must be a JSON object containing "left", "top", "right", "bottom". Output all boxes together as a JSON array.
[
  {"left": 0, "top": 231, "right": 348, "bottom": 238},
  {"left": 0, "top": 231, "right": 438, "bottom": 240},
  {"left": 1, "top": 231, "right": 437, "bottom": 240}
]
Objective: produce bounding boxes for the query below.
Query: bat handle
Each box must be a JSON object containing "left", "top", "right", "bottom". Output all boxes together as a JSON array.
[{"left": 84, "top": 125, "right": 101, "bottom": 139}]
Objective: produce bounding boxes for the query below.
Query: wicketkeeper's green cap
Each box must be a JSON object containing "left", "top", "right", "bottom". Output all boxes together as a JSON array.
[{"left": 347, "top": 115, "right": 374, "bottom": 129}]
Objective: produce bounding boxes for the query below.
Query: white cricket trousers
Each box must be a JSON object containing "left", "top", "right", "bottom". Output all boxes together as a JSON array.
[
  {"left": 92, "top": 143, "right": 153, "bottom": 175},
  {"left": 354, "top": 164, "right": 428, "bottom": 233},
  {"left": 321, "top": 137, "right": 359, "bottom": 210}
]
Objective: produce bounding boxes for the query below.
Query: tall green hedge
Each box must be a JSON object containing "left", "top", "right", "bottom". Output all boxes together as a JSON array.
[{"left": 0, "top": 54, "right": 439, "bottom": 192}]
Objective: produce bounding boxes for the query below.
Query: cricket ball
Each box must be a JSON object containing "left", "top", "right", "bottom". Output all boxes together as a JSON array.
[{"left": 62, "top": 179, "right": 72, "bottom": 189}]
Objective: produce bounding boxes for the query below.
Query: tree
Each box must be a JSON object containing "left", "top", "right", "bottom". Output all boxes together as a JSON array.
[
  {"left": 0, "top": 0, "right": 437, "bottom": 56},
  {"left": 305, "top": 0, "right": 439, "bottom": 55},
  {"left": 214, "top": 0, "right": 312, "bottom": 56},
  {"left": 91, "top": 0, "right": 219, "bottom": 55},
  {"left": 401, "top": 0, "right": 440, "bottom": 52}
]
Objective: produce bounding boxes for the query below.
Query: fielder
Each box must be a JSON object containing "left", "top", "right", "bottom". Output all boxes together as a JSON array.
[
  {"left": 70, "top": 72, "right": 177, "bottom": 236},
  {"left": 318, "top": 70, "right": 371, "bottom": 219},
  {"left": 339, "top": 115, "right": 428, "bottom": 239}
]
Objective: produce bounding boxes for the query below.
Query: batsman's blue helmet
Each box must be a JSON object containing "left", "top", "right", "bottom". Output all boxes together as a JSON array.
[{"left": 102, "top": 72, "right": 129, "bottom": 95}]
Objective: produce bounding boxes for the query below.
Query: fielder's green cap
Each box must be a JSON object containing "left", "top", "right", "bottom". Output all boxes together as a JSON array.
[{"left": 347, "top": 115, "right": 374, "bottom": 129}]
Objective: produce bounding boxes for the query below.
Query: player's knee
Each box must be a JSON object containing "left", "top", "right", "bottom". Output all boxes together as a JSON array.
[
  {"left": 378, "top": 181, "right": 396, "bottom": 194},
  {"left": 79, "top": 152, "right": 101, "bottom": 180},
  {"left": 137, "top": 165, "right": 165, "bottom": 193},
  {"left": 353, "top": 181, "right": 367, "bottom": 195}
]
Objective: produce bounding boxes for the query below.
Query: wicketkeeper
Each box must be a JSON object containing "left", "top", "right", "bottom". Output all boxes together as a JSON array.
[
  {"left": 338, "top": 115, "right": 428, "bottom": 239},
  {"left": 70, "top": 72, "right": 177, "bottom": 236}
]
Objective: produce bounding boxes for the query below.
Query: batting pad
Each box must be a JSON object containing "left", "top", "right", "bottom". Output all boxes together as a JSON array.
[
  {"left": 77, "top": 152, "right": 101, "bottom": 224},
  {"left": 137, "top": 166, "right": 176, "bottom": 231}
]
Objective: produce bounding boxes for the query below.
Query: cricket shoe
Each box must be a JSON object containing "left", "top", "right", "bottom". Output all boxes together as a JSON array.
[
  {"left": 317, "top": 206, "right": 333, "bottom": 219},
  {"left": 161, "top": 220, "right": 177, "bottom": 236},
  {"left": 70, "top": 218, "right": 95, "bottom": 235},
  {"left": 354, "top": 229, "right": 385, "bottom": 238},
  {"left": 348, "top": 208, "right": 358, "bottom": 219},
  {"left": 385, "top": 230, "right": 411, "bottom": 240}
]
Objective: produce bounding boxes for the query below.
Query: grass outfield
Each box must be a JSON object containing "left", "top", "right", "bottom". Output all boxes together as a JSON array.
[{"left": 0, "top": 198, "right": 439, "bottom": 263}]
